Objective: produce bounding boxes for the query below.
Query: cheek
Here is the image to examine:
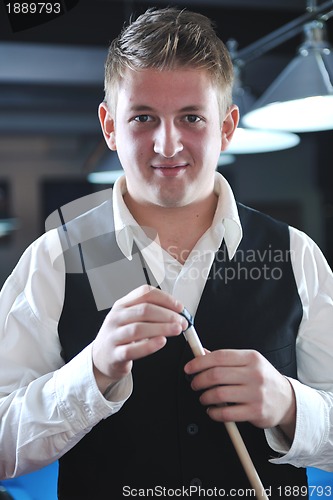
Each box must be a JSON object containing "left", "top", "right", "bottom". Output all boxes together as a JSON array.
[
  {"left": 199, "top": 131, "right": 222, "bottom": 156},
  {"left": 116, "top": 136, "right": 148, "bottom": 172},
  {"left": 130, "top": 134, "right": 152, "bottom": 160},
  {"left": 197, "top": 136, "right": 223, "bottom": 171}
]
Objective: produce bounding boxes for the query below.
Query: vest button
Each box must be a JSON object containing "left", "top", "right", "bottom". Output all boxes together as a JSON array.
[
  {"left": 187, "top": 423, "right": 199, "bottom": 435},
  {"left": 190, "top": 478, "right": 202, "bottom": 487}
]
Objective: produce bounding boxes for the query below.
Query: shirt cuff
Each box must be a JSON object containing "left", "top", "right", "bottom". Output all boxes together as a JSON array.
[
  {"left": 54, "top": 344, "right": 132, "bottom": 431},
  {"left": 265, "top": 377, "right": 329, "bottom": 467}
]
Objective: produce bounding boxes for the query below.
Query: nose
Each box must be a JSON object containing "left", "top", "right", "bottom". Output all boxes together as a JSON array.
[{"left": 153, "top": 121, "right": 183, "bottom": 158}]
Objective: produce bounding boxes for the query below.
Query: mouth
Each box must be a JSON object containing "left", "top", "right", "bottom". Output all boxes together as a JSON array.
[{"left": 151, "top": 163, "right": 188, "bottom": 177}]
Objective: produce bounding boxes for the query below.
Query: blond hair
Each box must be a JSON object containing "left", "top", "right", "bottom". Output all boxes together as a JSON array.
[{"left": 104, "top": 7, "right": 234, "bottom": 117}]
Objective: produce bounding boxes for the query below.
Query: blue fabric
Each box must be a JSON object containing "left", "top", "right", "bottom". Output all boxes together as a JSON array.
[
  {"left": 1, "top": 462, "right": 58, "bottom": 500},
  {"left": 2, "top": 464, "right": 333, "bottom": 499}
]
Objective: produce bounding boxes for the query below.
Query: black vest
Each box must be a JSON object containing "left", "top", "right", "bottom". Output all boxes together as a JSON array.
[{"left": 57, "top": 203, "right": 308, "bottom": 499}]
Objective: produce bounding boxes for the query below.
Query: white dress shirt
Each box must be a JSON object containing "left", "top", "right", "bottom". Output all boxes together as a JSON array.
[{"left": 0, "top": 172, "right": 333, "bottom": 480}]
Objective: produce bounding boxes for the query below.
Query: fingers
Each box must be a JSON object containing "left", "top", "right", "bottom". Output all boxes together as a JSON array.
[
  {"left": 206, "top": 403, "right": 253, "bottom": 424},
  {"left": 199, "top": 383, "right": 251, "bottom": 406},
  {"left": 184, "top": 349, "right": 251, "bottom": 376},
  {"left": 92, "top": 285, "right": 187, "bottom": 392},
  {"left": 184, "top": 349, "right": 294, "bottom": 429},
  {"left": 110, "top": 285, "right": 187, "bottom": 342},
  {"left": 111, "top": 318, "right": 186, "bottom": 350},
  {"left": 113, "top": 284, "right": 183, "bottom": 314},
  {"left": 185, "top": 351, "right": 260, "bottom": 421},
  {"left": 106, "top": 288, "right": 188, "bottom": 346},
  {"left": 112, "top": 335, "right": 168, "bottom": 363},
  {"left": 113, "top": 302, "right": 185, "bottom": 335}
]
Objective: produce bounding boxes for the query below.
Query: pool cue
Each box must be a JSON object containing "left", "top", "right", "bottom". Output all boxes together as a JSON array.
[{"left": 180, "top": 308, "right": 269, "bottom": 500}]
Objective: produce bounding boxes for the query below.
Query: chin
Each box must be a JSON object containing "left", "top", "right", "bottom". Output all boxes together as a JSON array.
[
  {"left": 153, "top": 188, "right": 190, "bottom": 208},
  {"left": 154, "top": 192, "right": 189, "bottom": 207}
]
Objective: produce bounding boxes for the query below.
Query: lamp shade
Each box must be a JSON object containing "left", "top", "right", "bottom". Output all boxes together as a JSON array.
[
  {"left": 86, "top": 147, "right": 124, "bottom": 185},
  {"left": 242, "top": 21, "right": 333, "bottom": 132},
  {"left": 227, "top": 127, "right": 300, "bottom": 154},
  {"left": 230, "top": 64, "right": 300, "bottom": 152}
]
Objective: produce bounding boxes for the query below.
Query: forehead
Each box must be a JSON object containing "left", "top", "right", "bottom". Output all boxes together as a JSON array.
[{"left": 116, "top": 67, "right": 220, "bottom": 111}]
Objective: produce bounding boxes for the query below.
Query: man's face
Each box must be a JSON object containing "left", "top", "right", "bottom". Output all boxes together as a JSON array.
[{"left": 99, "top": 67, "right": 237, "bottom": 209}]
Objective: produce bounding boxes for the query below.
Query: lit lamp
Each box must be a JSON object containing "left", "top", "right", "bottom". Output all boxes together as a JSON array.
[
  {"left": 0, "top": 218, "right": 17, "bottom": 237},
  {"left": 85, "top": 143, "right": 124, "bottom": 185},
  {"left": 228, "top": 128, "right": 300, "bottom": 154},
  {"left": 227, "top": 56, "right": 300, "bottom": 153},
  {"left": 242, "top": 20, "right": 333, "bottom": 132}
]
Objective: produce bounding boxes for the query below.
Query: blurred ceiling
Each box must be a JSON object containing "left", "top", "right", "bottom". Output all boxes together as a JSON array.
[{"left": 0, "top": 0, "right": 332, "bottom": 166}]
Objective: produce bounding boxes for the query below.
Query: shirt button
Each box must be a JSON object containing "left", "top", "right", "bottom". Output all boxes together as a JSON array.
[
  {"left": 82, "top": 403, "right": 92, "bottom": 417},
  {"left": 187, "top": 423, "right": 199, "bottom": 435},
  {"left": 190, "top": 478, "right": 202, "bottom": 487}
]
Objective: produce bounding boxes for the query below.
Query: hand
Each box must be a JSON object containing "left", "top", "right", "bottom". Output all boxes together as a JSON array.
[
  {"left": 184, "top": 349, "right": 296, "bottom": 440},
  {"left": 92, "top": 285, "right": 187, "bottom": 393}
]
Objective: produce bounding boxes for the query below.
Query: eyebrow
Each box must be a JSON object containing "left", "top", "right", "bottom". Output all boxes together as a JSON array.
[{"left": 129, "top": 104, "right": 204, "bottom": 113}]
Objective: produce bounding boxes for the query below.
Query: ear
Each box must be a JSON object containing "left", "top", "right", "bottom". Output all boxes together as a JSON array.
[
  {"left": 98, "top": 102, "right": 117, "bottom": 151},
  {"left": 221, "top": 104, "right": 239, "bottom": 152}
]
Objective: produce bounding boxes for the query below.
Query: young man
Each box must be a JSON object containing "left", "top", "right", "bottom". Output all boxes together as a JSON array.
[{"left": 1, "top": 7, "right": 333, "bottom": 499}]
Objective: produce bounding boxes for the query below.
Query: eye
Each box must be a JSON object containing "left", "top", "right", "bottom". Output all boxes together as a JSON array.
[
  {"left": 134, "top": 115, "right": 152, "bottom": 123},
  {"left": 185, "top": 115, "right": 201, "bottom": 123}
]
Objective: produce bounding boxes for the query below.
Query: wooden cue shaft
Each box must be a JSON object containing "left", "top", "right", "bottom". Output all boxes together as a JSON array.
[{"left": 184, "top": 326, "right": 269, "bottom": 500}]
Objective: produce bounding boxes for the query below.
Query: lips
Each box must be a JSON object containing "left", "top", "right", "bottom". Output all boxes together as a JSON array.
[
  {"left": 151, "top": 162, "right": 188, "bottom": 169},
  {"left": 151, "top": 163, "right": 188, "bottom": 177}
]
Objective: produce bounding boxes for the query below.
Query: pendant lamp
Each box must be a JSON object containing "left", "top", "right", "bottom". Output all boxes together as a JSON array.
[{"left": 242, "top": 20, "right": 333, "bottom": 132}]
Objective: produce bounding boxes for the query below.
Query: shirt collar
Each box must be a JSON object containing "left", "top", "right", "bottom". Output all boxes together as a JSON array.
[
  {"left": 112, "top": 175, "right": 136, "bottom": 260},
  {"left": 212, "top": 172, "right": 243, "bottom": 259},
  {"left": 112, "top": 172, "right": 243, "bottom": 261}
]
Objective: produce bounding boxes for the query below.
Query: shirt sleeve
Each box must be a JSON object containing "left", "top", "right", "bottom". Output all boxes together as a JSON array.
[
  {"left": 265, "top": 226, "right": 333, "bottom": 471},
  {"left": 0, "top": 230, "right": 132, "bottom": 480}
]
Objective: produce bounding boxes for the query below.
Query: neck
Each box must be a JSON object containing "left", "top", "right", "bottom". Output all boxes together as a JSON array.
[{"left": 124, "top": 192, "right": 218, "bottom": 263}]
